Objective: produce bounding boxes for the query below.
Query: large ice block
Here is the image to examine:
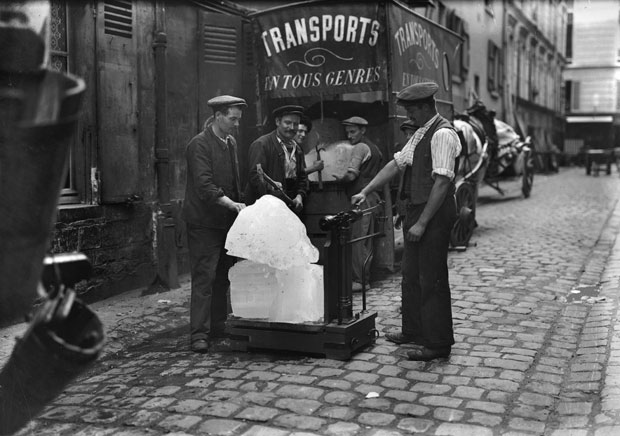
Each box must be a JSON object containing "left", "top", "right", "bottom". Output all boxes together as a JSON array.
[
  {"left": 229, "top": 260, "right": 324, "bottom": 323},
  {"left": 269, "top": 264, "right": 324, "bottom": 323},
  {"left": 305, "top": 140, "right": 353, "bottom": 183},
  {"left": 225, "top": 195, "right": 319, "bottom": 269},
  {"left": 229, "top": 260, "right": 278, "bottom": 319}
]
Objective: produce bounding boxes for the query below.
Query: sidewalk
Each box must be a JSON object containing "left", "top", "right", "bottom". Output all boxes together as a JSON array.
[{"left": 0, "top": 275, "right": 193, "bottom": 366}]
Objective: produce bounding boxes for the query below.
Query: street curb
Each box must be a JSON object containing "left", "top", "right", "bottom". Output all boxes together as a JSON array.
[{"left": 547, "top": 196, "right": 620, "bottom": 433}]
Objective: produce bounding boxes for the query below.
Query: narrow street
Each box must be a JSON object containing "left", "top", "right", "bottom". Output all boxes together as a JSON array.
[{"left": 4, "top": 166, "right": 620, "bottom": 436}]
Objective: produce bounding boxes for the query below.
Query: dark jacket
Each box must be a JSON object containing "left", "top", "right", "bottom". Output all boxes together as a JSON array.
[
  {"left": 245, "top": 130, "right": 308, "bottom": 205},
  {"left": 402, "top": 116, "right": 456, "bottom": 205},
  {"left": 182, "top": 127, "right": 242, "bottom": 229}
]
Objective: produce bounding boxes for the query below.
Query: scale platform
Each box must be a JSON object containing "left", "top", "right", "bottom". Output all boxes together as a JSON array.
[{"left": 225, "top": 311, "right": 377, "bottom": 360}]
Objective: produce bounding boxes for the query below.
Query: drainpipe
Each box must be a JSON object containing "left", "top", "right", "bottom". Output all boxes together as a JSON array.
[
  {"left": 152, "top": 0, "right": 178, "bottom": 290},
  {"left": 501, "top": 0, "right": 507, "bottom": 122}
]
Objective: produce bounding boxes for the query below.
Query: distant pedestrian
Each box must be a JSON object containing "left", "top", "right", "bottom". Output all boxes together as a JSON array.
[
  {"left": 400, "top": 119, "right": 418, "bottom": 141},
  {"left": 351, "top": 82, "right": 461, "bottom": 361},
  {"left": 334, "top": 116, "right": 383, "bottom": 292},
  {"left": 182, "top": 95, "right": 247, "bottom": 353},
  {"left": 246, "top": 105, "right": 308, "bottom": 214}
]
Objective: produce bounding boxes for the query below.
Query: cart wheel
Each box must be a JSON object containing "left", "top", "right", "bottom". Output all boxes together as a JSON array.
[
  {"left": 450, "top": 182, "right": 477, "bottom": 247},
  {"left": 522, "top": 150, "right": 534, "bottom": 198}
]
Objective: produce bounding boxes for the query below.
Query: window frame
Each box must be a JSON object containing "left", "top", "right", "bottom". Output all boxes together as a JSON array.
[{"left": 50, "top": 0, "right": 80, "bottom": 205}]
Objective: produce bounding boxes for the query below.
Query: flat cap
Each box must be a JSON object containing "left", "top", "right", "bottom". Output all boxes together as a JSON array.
[
  {"left": 272, "top": 105, "right": 304, "bottom": 118},
  {"left": 396, "top": 82, "right": 439, "bottom": 106},
  {"left": 399, "top": 120, "right": 418, "bottom": 132},
  {"left": 341, "top": 116, "right": 368, "bottom": 126},
  {"left": 207, "top": 95, "right": 247, "bottom": 108}
]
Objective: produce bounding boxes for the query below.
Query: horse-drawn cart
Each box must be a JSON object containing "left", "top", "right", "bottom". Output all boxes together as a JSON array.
[{"left": 450, "top": 101, "right": 534, "bottom": 247}]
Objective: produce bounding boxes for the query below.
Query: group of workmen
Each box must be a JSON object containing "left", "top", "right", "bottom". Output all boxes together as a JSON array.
[{"left": 182, "top": 82, "right": 462, "bottom": 362}]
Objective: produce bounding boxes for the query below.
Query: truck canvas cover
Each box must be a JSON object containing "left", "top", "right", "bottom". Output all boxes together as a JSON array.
[{"left": 251, "top": 0, "right": 461, "bottom": 107}]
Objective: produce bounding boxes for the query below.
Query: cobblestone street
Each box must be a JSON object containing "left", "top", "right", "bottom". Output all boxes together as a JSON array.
[{"left": 3, "top": 166, "right": 620, "bottom": 436}]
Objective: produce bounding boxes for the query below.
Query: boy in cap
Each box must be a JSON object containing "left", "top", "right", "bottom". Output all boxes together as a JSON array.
[
  {"left": 335, "top": 116, "right": 383, "bottom": 291},
  {"left": 246, "top": 105, "right": 308, "bottom": 213},
  {"left": 351, "top": 82, "right": 461, "bottom": 361},
  {"left": 182, "top": 95, "right": 247, "bottom": 353},
  {"left": 295, "top": 115, "right": 324, "bottom": 175}
]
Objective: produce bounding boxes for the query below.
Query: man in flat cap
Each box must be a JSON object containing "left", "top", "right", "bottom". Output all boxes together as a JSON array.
[
  {"left": 182, "top": 95, "right": 247, "bottom": 353},
  {"left": 335, "top": 116, "right": 383, "bottom": 292},
  {"left": 246, "top": 105, "right": 308, "bottom": 213},
  {"left": 351, "top": 82, "right": 461, "bottom": 361}
]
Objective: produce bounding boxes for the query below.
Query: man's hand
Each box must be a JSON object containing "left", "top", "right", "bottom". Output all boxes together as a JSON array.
[
  {"left": 394, "top": 214, "right": 403, "bottom": 230},
  {"left": 406, "top": 221, "right": 426, "bottom": 242},
  {"left": 293, "top": 195, "right": 303, "bottom": 214},
  {"left": 307, "top": 160, "right": 324, "bottom": 173},
  {"left": 217, "top": 196, "right": 245, "bottom": 213},
  {"left": 231, "top": 202, "right": 246, "bottom": 214},
  {"left": 351, "top": 192, "right": 366, "bottom": 206}
]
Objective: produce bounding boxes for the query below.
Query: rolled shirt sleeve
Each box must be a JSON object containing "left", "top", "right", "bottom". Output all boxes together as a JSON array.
[
  {"left": 393, "top": 115, "right": 462, "bottom": 180},
  {"left": 348, "top": 142, "right": 372, "bottom": 177},
  {"left": 394, "top": 137, "right": 414, "bottom": 171},
  {"left": 431, "top": 128, "right": 462, "bottom": 180}
]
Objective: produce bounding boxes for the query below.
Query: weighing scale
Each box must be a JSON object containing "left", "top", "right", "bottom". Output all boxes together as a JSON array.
[{"left": 225, "top": 203, "right": 383, "bottom": 360}]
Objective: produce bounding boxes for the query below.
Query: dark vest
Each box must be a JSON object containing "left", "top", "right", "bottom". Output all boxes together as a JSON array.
[
  {"left": 401, "top": 116, "right": 456, "bottom": 205},
  {"left": 345, "top": 137, "right": 383, "bottom": 198}
]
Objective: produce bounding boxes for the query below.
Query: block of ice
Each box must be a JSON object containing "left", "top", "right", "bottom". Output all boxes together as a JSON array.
[
  {"left": 229, "top": 260, "right": 278, "bottom": 319},
  {"left": 305, "top": 140, "right": 353, "bottom": 183},
  {"left": 229, "top": 260, "right": 324, "bottom": 323},
  {"left": 269, "top": 264, "right": 324, "bottom": 323},
  {"left": 225, "top": 195, "right": 319, "bottom": 269}
]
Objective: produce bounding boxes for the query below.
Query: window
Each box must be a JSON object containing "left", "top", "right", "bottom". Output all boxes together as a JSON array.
[
  {"left": 566, "top": 12, "right": 573, "bottom": 62},
  {"left": 487, "top": 40, "right": 501, "bottom": 95},
  {"left": 437, "top": 2, "right": 446, "bottom": 27},
  {"left": 571, "top": 81, "right": 580, "bottom": 111},
  {"left": 485, "top": 0, "right": 494, "bottom": 17},
  {"left": 446, "top": 11, "right": 469, "bottom": 81},
  {"left": 50, "top": 0, "right": 79, "bottom": 205}
]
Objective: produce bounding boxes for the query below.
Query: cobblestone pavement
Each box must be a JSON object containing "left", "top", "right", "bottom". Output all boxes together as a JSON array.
[{"left": 3, "top": 166, "right": 620, "bottom": 436}]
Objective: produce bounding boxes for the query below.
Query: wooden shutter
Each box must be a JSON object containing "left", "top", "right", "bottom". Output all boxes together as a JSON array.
[
  {"left": 198, "top": 12, "right": 244, "bottom": 127},
  {"left": 97, "top": 0, "right": 139, "bottom": 203},
  {"left": 572, "top": 81, "right": 580, "bottom": 110},
  {"left": 487, "top": 40, "right": 496, "bottom": 92}
]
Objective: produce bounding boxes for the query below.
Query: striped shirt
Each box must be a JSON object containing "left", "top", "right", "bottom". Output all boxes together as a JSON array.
[{"left": 394, "top": 114, "right": 462, "bottom": 180}]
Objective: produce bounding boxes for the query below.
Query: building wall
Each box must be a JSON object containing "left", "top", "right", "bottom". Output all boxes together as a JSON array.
[
  {"left": 503, "top": 0, "right": 567, "bottom": 158},
  {"left": 564, "top": 0, "right": 620, "bottom": 114},
  {"left": 443, "top": 0, "right": 504, "bottom": 116},
  {"left": 564, "top": 0, "right": 620, "bottom": 150},
  {"left": 48, "top": 1, "right": 160, "bottom": 307},
  {"left": 44, "top": 1, "right": 251, "bottom": 309}
]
